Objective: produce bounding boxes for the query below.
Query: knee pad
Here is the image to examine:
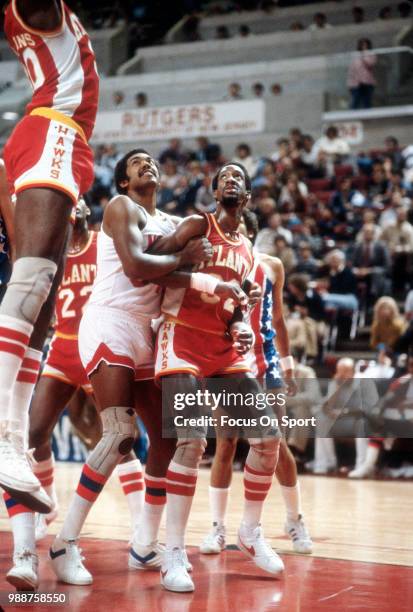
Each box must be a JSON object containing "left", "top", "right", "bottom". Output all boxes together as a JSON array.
[
  {"left": 87, "top": 406, "right": 136, "bottom": 475},
  {"left": 1, "top": 257, "right": 57, "bottom": 324}
]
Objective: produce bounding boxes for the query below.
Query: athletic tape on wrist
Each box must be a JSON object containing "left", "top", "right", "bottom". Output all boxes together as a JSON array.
[
  {"left": 280, "top": 356, "right": 294, "bottom": 372},
  {"left": 190, "top": 272, "right": 219, "bottom": 294}
]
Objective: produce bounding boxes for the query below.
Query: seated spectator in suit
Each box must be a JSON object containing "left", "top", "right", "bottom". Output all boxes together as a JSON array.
[
  {"left": 329, "top": 177, "right": 367, "bottom": 222},
  {"left": 349, "top": 223, "right": 391, "bottom": 301},
  {"left": 255, "top": 212, "right": 293, "bottom": 255},
  {"left": 381, "top": 204, "right": 413, "bottom": 293},
  {"left": 287, "top": 273, "right": 326, "bottom": 358},
  {"left": 274, "top": 235, "right": 297, "bottom": 275},
  {"left": 370, "top": 296, "right": 406, "bottom": 351},
  {"left": 319, "top": 249, "right": 359, "bottom": 311}
]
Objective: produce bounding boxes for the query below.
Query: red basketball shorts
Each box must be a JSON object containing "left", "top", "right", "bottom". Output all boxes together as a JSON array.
[
  {"left": 43, "top": 333, "right": 92, "bottom": 393},
  {"left": 3, "top": 109, "right": 94, "bottom": 204},
  {"left": 155, "top": 319, "right": 250, "bottom": 380}
]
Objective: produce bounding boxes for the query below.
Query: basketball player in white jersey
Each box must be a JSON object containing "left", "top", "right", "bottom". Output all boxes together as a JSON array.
[
  {"left": 0, "top": 0, "right": 99, "bottom": 511},
  {"left": 50, "top": 149, "right": 247, "bottom": 585}
]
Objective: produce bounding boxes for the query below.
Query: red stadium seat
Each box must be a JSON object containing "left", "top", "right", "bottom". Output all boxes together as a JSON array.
[
  {"left": 334, "top": 164, "right": 353, "bottom": 180},
  {"left": 306, "top": 178, "right": 332, "bottom": 192},
  {"left": 313, "top": 191, "right": 334, "bottom": 204}
]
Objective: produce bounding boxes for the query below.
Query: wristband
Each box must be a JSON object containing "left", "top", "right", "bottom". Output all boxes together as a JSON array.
[
  {"left": 190, "top": 272, "right": 219, "bottom": 294},
  {"left": 280, "top": 355, "right": 294, "bottom": 372}
]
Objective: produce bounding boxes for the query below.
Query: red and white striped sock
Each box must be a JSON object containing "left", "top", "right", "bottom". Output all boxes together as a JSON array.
[
  {"left": 9, "top": 347, "right": 42, "bottom": 441},
  {"left": 242, "top": 461, "right": 274, "bottom": 528},
  {"left": 33, "top": 456, "right": 58, "bottom": 515},
  {"left": 0, "top": 315, "right": 32, "bottom": 424},
  {"left": 3, "top": 492, "right": 35, "bottom": 554},
  {"left": 116, "top": 459, "right": 144, "bottom": 528},
  {"left": 135, "top": 475, "right": 166, "bottom": 546},
  {"left": 166, "top": 461, "right": 198, "bottom": 549}
]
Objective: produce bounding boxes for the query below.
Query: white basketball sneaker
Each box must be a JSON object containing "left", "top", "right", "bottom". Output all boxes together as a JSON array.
[
  {"left": 49, "top": 537, "right": 92, "bottom": 585},
  {"left": 129, "top": 541, "right": 165, "bottom": 570},
  {"left": 161, "top": 547, "right": 194, "bottom": 593},
  {"left": 237, "top": 524, "right": 284, "bottom": 577},
  {"left": 6, "top": 550, "right": 39, "bottom": 591},
  {"left": 285, "top": 515, "right": 313, "bottom": 554},
  {"left": 200, "top": 523, "right": 226, "bottom": 554}
]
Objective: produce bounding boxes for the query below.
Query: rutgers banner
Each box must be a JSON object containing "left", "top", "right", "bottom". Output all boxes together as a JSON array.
[{"left": 91, "top": 100, "right": 265, "bottom": 143}]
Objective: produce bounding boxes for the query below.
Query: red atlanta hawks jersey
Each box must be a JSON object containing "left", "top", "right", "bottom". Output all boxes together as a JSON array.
[
  {"left": 162, "top": 213, "right": 254, "bottom": 336},
  {"left": 55, "top": 231, "right": 97, "bottom": 336},
  {"left": 4, "top": 0, "right": 99, "bottom": 140}
]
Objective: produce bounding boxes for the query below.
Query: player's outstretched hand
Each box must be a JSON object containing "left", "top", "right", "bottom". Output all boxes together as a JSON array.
[
  {"left": 181, "top": 237, "right": 213, "bottom": 265},
  {"left": 229, "top": 321, "right": 254, "bottom": 355},
  {"left": 216, "top": 280, "right": 248, "bottom": 306}
]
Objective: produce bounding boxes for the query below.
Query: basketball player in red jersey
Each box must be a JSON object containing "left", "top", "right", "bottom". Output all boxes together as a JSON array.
[
  {"left": 0, "top": 0, "right": 99, "bottom": 511},
  {"left": 149, "top": 163, "right": 284, "bottom": 592},
  {"left": 200, "top": 210, "right": 313, "bottom": 557}
]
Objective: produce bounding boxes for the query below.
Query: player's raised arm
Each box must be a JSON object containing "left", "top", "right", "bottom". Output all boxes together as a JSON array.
[
  {"left": 15, "top": 0, "right": 63, "bottom": 32},
  {"left": 104, "top": 196, "right": 212, "bottom": 282}
]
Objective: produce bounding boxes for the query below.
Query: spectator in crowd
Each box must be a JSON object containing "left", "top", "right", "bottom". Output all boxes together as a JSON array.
[
  {"left": 112, "top": 90, "right": 126, "bottom": 108},
  {"left": 352, "top": 6, "right": 365, "bottom": 24},
  {"left": 239, "top": 24, "right": 251, "bottom": 37},
  {"left": 274, "top": 235, "right": 297, "bottom": 274},
  {"left": 279, "top": 172, "right": 308, "bottom": 214},
  {"left": 270, "top": 83, "right": 283, "bottom": 96},
  {"left": 378, "top": 6, "right": 392, "bottom": 20},
  {"left": 252, "top": 82, "right": 264, "bottom": 98},
  {"left": 255, "top": 211, "right": 293, "bottom": 254},
  {"left": 253, "top": 196, "right": 276, "bottom": 227},
  {"left": 398, "top": 2, "right": 412, "bottom": 19},
  {"left": 381, "top": 204, "right": 413, "bottom": 293},
  {"left": 308, "top": 358, "right": 378, "bottom": 474},
  {"left": 308, "top": 12, "right": 332, "bottom": 31},
  {"left": 370, "top": 296, "right": 406, "bottom": 351},
  {"left": 294, "top": 242, "right": 319, "bottom": 277},
  {"left": 404, "top": 289, "right": 413, "bottom": 321},
  {"left": 349, "top": 223, "right": 391, "bottom": 304},
  {"left": 384, "top": 136, "right": 404, "bottom": 171},
  {"left": 286, "top": 356, "right": 321, "bottom": 459},
  {"left": 224, "top": 82, "right": 243, "bottom": 100},
  {"left": 159, "top": 138, "right": 190, "bottom": 166},
  {"left": 233, "top": 143, "right": 257, "bottom": 178},
  {"left": 216, "top": 25, "right": 230, "bottom": 39},
  {"left": 313, "top": 125, "right": 350, "bottom": 164},
  {"left": 329, "top": 177, "right": 367, "bottom": 236},
  {"left": 355, "top": 210, "right": 382, "bottom": 242},
  {"left": 135, "top": 92, "right": 148, "bottom": 107},
  {"left": 299, "top": 134, "right": 317, "bottom": 167},
  {"left": 194, "top": 173, "right": 215, "bottom": 213},
  {"left": 347, "top": 38, "right": 377, "bottom": 110},
  {"left": 195, "top": 137, "right": 222, "bottom": 165},
  {"left": 320, "top": 249, "right": 358, "bottom": 312},
  {"left": 287, "top": 273, "right": 326, "bottom": 358}
]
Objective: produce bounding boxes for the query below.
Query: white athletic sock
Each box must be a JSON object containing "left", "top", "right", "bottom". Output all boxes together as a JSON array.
[
  {"left": 280, "top": 482, "right": 302, "bottom": 522},
  {"left": 135, "top": 475, "right": 166, "bottom": 546},
  {"left": 242, "top": 461, "right": 273, "bottom": 529},
  {"left": 166, "top": 461, "right": 198, "bottom": 549},
  {"left": 9, "top": 347, "right": 42, "bottom": 441},
  {"left": 209, "top": 486, "right": 229, "bottom": 526},
  {"left": 59, "top": 464, "right": 108, "bottom": 541},
  {"left": 3, "top": 492, "right": 35, "bottom": 553},
  {"left": 33, "top": 456, "right": 58, "bottom": 512},
  {"left": 116, "top": 459, "right": 144, "bottom": 528},
  {"left": 0, "top": 315, "right": 32, "bottom": 424}
]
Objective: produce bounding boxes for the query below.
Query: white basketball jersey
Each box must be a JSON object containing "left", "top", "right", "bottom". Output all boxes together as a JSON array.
[{"left": 88, "top": 205, "right": 176, "bottom": 317}]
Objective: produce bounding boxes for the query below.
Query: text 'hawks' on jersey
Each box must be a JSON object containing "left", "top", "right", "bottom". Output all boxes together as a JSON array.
[
  {"left": 88, "top": 206, "right": 176, "bottom": 318},
  {"left": 4, "top": 0, "right": 99, "bottom": 141},
  {"left": 55, "top": 231, "right": 98, "bottom": 337},
  {"left": 162, "top": 213, "right": 254, "bottom": 336}
]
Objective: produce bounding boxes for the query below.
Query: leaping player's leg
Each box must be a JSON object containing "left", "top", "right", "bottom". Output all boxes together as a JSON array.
[
  {"left": 276, "top": 439, "right": 313, "bottom": 554},
  {"left": 50, "top": 363, "right": 136, "bottom": 585},
  {"left": 200, "top": 435, "right": 237, "bottom": 555},
  {"left": 0, "top": 189, "right": 72, "bottom": 507}
]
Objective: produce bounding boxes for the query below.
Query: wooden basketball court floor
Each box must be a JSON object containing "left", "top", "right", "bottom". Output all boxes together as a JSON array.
[{"left": 0, "top": 464, "right": 412, "bottom": 611}]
